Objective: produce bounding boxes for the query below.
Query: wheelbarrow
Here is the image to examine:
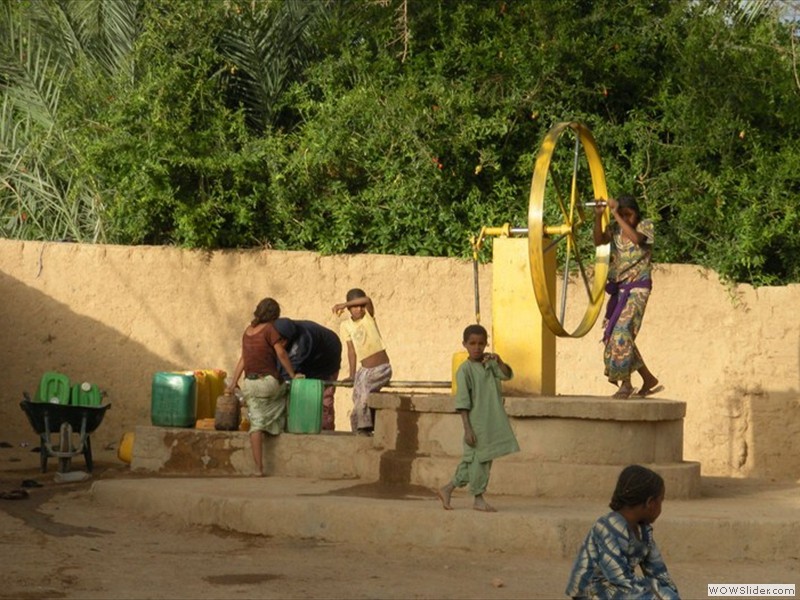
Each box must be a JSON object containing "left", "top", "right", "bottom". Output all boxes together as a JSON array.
[{"left": 19, "top": 393, "right": 111, "bottom": 473}]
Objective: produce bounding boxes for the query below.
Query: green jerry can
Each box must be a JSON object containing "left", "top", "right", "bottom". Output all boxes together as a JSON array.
[
  {"left": 36, "top": 371, "right": 71, "bottom": 404},
  {"left": 151, "top": 372, "right": 197, "bottom": 427},
  {"left": 71, "top": 382, "right": 102, "bottom": 407},
  {"left": 286, "top": 378, "right": 323, "bottom": 434}
]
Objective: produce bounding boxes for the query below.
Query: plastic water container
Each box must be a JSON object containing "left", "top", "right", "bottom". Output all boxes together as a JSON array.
[
  {"left": 193, "top": 369, "right": 228, "bottom": 419},
  {"left": 71, "top": 382, "right": 101, "bottom": 407},
  {"left": 36, "top": 371, "right": 71, "bottom": 404},
  {"left": 206, "top": 369, "right": 226, "bottom": 415},
  {"left": 151, "top": 372, "right": 196, "bottom": 427},
  {"left": 194, "top": 370, "right": 212, "bottom": 420},
  {"left": 214, "top": 392, "right": 240, "bottom": 431},
  {"left": 287, "top": 378, "right": 323, "bottom": 434},
  {"left": 118, "top": 432, "right": 134, "bottom": 464}
]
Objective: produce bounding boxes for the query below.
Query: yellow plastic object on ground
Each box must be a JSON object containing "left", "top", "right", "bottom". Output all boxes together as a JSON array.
[
  {"left": 195, "top": 418, "right": 215, "bottom": 430},
  {"left": 118, "top": 432, "right": 134, "bottom": 464}
]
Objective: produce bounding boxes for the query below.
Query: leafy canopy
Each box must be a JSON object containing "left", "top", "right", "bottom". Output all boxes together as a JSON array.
[{"left": 2, "top": 0, "right": 800, "bottom": 285}]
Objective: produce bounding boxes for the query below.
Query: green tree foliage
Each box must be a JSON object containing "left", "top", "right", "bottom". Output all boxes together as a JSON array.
[{"left": 1, "top": 0, "right": 799, "bottom": 285}]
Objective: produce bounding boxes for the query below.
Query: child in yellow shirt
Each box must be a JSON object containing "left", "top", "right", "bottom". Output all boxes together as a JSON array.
[{"left": 332, "top": 288, "right": 392, "bottom": 435}]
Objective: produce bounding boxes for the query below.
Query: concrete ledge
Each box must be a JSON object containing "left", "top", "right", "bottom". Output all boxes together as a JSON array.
[
  {"left": 406, "top": 457, "right": 701, "bottom": 499},
  {"left": 371, "top": 392, "right": 686, "bottom": 421},
  {"left": 505, "top": 396, "right": 686, "bottom": 421},
  {"left": 132, "top": 425, "right": 377, "bottom": 480},
  {"left": 89, "top": 476, "right": 800, "bottom": 562}
]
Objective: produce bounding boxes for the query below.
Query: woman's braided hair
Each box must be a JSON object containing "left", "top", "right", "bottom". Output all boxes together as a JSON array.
[{"left": 609, "top": 465, "right": 664, "bottom": 511}]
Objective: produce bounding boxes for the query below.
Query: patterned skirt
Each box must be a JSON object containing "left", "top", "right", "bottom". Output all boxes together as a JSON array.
[{"left": 603, "top": 287, "right": 650, "bottom": 383}]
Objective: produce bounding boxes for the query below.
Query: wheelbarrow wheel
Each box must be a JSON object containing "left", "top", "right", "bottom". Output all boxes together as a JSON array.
[{"left": 58, "top": 422, "right": 72, "bottom": 474}]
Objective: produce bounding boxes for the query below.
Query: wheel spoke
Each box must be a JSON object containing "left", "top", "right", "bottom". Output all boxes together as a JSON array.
[
  {"left": 571, "top": 238, "right": 594, "bottom": 301},
  {"left": 559, "top": 236, "right": 572, "bottom": 325},
  {"left": 547, "top": 164, "right": 570, "bottom": 225},
  {"left": 543, "top": 233, "right": 567, "bottom": 254},
  {"left": 569, "top": 134, "right": 581, "bottom": 227}
]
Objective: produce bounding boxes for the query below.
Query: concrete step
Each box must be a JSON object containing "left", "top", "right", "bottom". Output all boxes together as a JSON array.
[{"left": 89, "top": 475, "right": 800, "bottom": 563}]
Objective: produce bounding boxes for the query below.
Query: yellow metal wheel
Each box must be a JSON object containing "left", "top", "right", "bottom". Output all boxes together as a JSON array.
[{"left": 528, "top": 122, "right": 610, "bottom": 338}]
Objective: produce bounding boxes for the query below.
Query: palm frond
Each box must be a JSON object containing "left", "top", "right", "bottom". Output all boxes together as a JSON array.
[
  {"left": 0, "top": 10, "right": 66, "bottom": 132},
  {"left": 219, "top": 0, "right": 330, "bottom": 129},
  {"left": 67, "top": 0, "right": 142, "bottom": 79}
]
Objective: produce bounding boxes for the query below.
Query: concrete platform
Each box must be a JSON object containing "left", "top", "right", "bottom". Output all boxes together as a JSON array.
[
  {"left": 113, "top": 397, "right": 799, "bottom": 566},
  {"left": 372, "top": 392, "right": 700, "bottom": 498},
  {"left": 89, "top": 474, "right": 800, "bottom": 563},
  {"left": 130, "top": 390, "right": 700, "bottom": 500}
]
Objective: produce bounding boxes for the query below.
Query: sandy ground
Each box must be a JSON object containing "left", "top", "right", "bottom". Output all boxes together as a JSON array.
[{"left": 1, "top": 446, "right": 798, "bottom": 600}]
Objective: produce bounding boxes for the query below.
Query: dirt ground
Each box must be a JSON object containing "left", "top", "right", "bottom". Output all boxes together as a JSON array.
[
  {"left": 1, "top": 447, "right": 798, "bottom": 600},
  {"left": 0, "top": 462, "right": 568, "bottom": 600}
]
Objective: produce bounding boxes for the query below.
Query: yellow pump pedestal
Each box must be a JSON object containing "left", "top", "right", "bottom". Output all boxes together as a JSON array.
[
  {"left": 451, "top": 351, "right": 469, "bottom": 396},
  {"left": 492, "top": 237, "right": 556, "bottom": 396}
]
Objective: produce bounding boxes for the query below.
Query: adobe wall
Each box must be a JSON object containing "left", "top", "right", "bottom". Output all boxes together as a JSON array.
[{"left": 1, "top": 239, "right": 798, "bottom": 480}]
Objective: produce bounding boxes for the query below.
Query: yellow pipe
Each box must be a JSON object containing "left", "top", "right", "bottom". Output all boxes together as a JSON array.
[{"left": 543, "top": 224, "right": 573, "bottom": 236}]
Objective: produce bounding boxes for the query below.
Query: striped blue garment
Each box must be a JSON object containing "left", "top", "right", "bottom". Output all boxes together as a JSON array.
[{"left": 565, "top": 511, "right": 680, "bottom": 599}]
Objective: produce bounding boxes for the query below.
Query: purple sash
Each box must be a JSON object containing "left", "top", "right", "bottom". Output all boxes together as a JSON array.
[{"left": 603, "top": 279, "right": 652, "bottom": 344}]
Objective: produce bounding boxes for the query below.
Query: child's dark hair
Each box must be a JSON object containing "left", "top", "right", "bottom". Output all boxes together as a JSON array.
[
  {"left": 252, "top": 297, "right": 280, "bottom": 326},
  {"left": 346, "top": 288, "right": 367, "bottom": 302},
  {"left": 609, "top": 465, "right": 664, "bottom": 511},
  {"left": 462, "top": 323, "right": 488, "bottom": 342},
  {"left": 617, "top": 195, "right": 641, "bottom": 219}
]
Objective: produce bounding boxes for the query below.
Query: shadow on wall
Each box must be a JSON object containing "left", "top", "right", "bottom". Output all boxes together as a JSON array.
[
  {"left": 0, "top": 271, "right": 182, "bottom": 447},
  {"left": 745, "top": 388, "right": 800, "bottom": 480}
]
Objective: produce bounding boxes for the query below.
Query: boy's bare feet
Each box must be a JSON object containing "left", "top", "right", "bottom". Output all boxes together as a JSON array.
[
  {"left": 473, "top": 495, "right": 497, "bottom": 512},
  {"left": 437, "top": 484, "right": 454, "bottom": 510}
]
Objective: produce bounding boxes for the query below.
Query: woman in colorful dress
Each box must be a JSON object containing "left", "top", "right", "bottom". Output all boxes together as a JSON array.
[{"left": 593, "top": 196, "right": 663, "bottom": 399}]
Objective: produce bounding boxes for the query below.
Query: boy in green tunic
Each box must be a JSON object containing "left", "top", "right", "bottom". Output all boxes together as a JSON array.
[{"left": 437, "top": 324, "right": 520, "bottom": 512}]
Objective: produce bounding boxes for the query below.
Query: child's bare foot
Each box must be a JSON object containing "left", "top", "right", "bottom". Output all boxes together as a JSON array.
[
  {"left": 436, "top": 484, "right": 454, "bottom": 510},
  {"left": 473, "top": 495, "right": 497, "bottom": 512}
]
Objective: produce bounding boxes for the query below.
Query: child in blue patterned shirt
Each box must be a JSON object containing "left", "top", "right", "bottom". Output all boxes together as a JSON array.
[{"left": 565, "top": 465, "right": 680, "bottom": 599}]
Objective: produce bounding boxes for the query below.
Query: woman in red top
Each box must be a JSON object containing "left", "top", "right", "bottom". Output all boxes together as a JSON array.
[{"left": 228, "top": 297, "right": 298, "bottom": 476}]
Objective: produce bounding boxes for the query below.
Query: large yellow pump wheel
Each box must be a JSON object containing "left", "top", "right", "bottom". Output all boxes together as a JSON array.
[{"left": 528, "top": 122, "right": 611, "bottom": 338}]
